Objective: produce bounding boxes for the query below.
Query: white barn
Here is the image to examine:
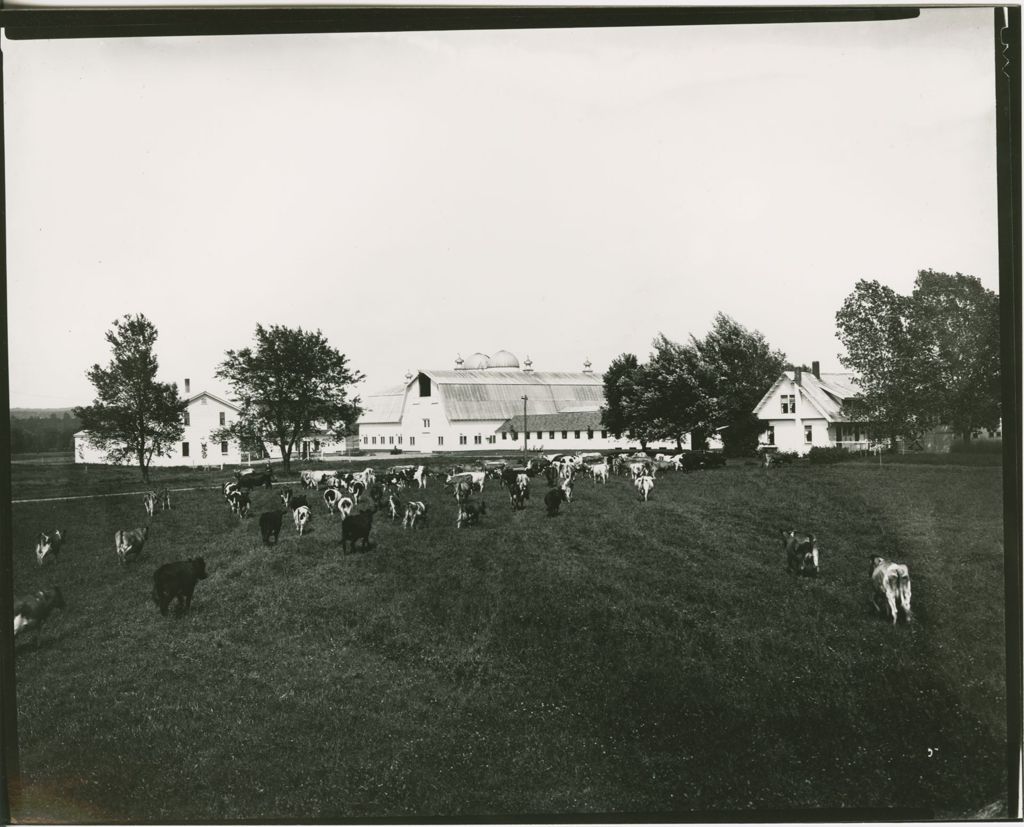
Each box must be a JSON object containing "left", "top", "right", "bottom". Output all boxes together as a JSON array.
[
  {"left": 357, "top": 350, "right": 685, "bottom": 454},
  {"left": 74, "top": 387, "right": 244, "bottom": 467},
  {"left": 753, "top": 363, "right": 867, "bottom": 455}
]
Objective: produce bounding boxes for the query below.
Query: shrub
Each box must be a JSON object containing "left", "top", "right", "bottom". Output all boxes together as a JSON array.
[
  {"left": 950, "top": 439, "right": 1003, "bottom": 454},
  {"left": 808, "top": 446, "right": 852, "bottom": 464},
  {"left": 769, "top": 451, "right": 800, "bottom": 465}
]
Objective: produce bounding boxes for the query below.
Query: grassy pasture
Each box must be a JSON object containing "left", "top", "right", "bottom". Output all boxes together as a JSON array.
[{"left": 8, "top": 458, "right": 1008, "bottom": 820}]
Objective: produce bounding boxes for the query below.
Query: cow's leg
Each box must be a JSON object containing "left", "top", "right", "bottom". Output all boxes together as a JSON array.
[{"left": 886, "top": 594, "right": 898, "bottom": 624}]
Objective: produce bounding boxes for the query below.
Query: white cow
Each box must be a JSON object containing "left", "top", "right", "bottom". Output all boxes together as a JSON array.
[
  {"left": 413, "top": 465, "right": 426, "bottom": 489},
  {"left": 635, "top": 475, "right": 655, "bottom": 502},
  {"left": 870, "top": 556, "right": 912, "bottom": 624},
  {"left": 591, "top": 463, "right": 609, "bottom": 484},
  {"left": 293, "top": 505, "right": 312, "bottom": 537}
]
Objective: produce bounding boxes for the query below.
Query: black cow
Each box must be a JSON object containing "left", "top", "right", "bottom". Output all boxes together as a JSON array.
[
  {"left": 259, "top": 510, "right": 283, "bottom": 545},
  {"left": 14, "top": 586, "right": 66, "bottom": 647},
  {"left": 342, "top": 509, "right": 375, "bottom": 554},
  {"left": 236, "top": 470, "right": 276, "bottom": 490},
  {"left": 228, "top": 490, "right": 251, "bottom": 518},
  {"left": 152, "top": 558, "right": 208, "bottom": 616},
  {"left": 544, "top": 488, "right": 568, "bottom": 517}
]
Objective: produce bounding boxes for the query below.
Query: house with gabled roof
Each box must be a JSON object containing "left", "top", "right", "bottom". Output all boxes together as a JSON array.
[
  {"left": 752, "top": 362, "right": 869, "bottom": 455},
  {"left": 74, "top": 379, "right": 245, "bottom": 467}
]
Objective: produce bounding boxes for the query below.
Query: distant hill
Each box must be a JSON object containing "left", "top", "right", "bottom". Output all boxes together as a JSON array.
[{"left": 11, "top": 408, "right": 79, "bottom": 420}]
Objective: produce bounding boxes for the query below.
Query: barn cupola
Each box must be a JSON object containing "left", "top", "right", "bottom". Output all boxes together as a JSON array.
[
  {"left": 454, "top": 354, "right": 465, "bottom": 371},
  {"left": 583, "top": 358, "right": 593, "bottom": 374},
  {"left": 404, "top": 369, "right": 413, "bottom": 382},
  {"left": 523, "top": 355, "right": 533, "bottom": 373}
]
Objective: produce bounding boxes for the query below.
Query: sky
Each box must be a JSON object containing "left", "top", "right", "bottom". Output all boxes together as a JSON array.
[{"left": 3, "top": 8, "right": 1001, "bottom": 408}]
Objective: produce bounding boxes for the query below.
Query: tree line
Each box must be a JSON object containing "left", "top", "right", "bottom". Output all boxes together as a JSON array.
[
  {"left": 73, "top": 314, "right": 363, "bottom": 481},
  {"left": 10, "top": 412, "right": 82, "bottom": 454}
]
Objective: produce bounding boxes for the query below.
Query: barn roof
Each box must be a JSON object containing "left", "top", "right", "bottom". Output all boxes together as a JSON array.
[
  {"left": 357, "top": 384, "right": 407, "bottom": 424},
  {"left": 497, "top": 409, "right": 605, "bottom": 432},
  {"left": 423, "top": 370, "right": 604, "bottom": 421}
]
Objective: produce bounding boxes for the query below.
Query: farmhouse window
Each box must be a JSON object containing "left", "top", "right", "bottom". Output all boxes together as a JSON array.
[
  {"left": 418, "top": 375, "right": 431, "bottom": 397},
  {"left": 474, "top": 435, "right": 482, "bottom": 444},
  {"left": 766, "top": 426, "right": 775, "bottom": 446},
  {"left": 389, "top": 437, "right": 394, "bottom": 445},
  {"left": 363, "top": 437, "right": 368, "bottom": 445},
  {"left": 587, "top": 429, "right": 594, "bottom": 439},
  {"left": 501, "top": 432, "right": 507, "bottom": 440},
  {"left": 459, "top": 435, "right": 467, "bottom": 445},
  {"left": 221, "top": 441, "right": 229, "bottom": 454},
  {"left": 182, "top": 442, "right": 190, "bottom": 457},
  {"left": 183, "top": 411, "right": 190, "bottom": 426},
  {"left": 219, "top": 412, "right": 226, "bottom": 426},
  {"left": 410, "top": 437, "right": 415, "bottom": 446},
  {"left": 804, "top": 425, "right": 813, "bottom": 444},
  {"left": 561, "top": 431, "right": 568, "bottom": 439},
  {"left": 487, "top": 435, "right": 496, "bottom": 444},
  {"left": 574, "top": 431, "right": 581, "bottom": 439},
  {"left": 423, "top": 418, "right": 431, "bottom": 429},
  {"left": 398, "top": 436, "right": 402, "bottom": 444},
  {"left": 781, "top": 394, "right": 795, "bottom": 414},
  {"left": 601, "top": 430, "right": 608, "bottom": 438},
  {"left": 536, "top": 431, "right": 542, "bottom": 440},
  {"left": 438, "top": 436, "right": 444, "bottom": 446}
]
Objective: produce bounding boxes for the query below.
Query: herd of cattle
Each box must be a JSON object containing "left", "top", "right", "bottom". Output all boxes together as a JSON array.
[{"left": 14, "top": 448, "right": 914, "bottom": 648}]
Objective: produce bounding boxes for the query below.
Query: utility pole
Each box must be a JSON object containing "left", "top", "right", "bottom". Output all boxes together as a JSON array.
[{"left": 522, "top": 395, "right": 528, "bottom": 463}]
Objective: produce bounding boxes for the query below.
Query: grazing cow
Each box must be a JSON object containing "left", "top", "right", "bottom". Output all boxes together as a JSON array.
[
  {"left": 341, "top": 509, "right": 375, "bottom": 554},
  {"left": 412, "top": 465, "right": 427, "bottom": 489},
  {"left": 870, "top": 556, "right": 912, "bottom": 624},
  {"left": 447, "top": 471, "right": 485, "bottom": 493},
  {"left": 451, "top": 481, "right": 472, "bottom": 504},
  {"left": 509, "top": 475, "right": 530, "bottom": 511},
  {"left": 456, "top": 500, "right": 487, "bottom": 528},
  {"left": 338, "top": 496, "right": 355, "bottom": 520},
  {"left": 591, "top": 462, "right": 609, "bottom": 484},
  {"left": 403, "top": 501, "right": 428, "bottom": 529},
  {"left": 143, "top": 491, "right": 158, "bottom": 517},
  {"left": 388, "top": 492, "right": 405, "bottom": 522},
  {"left": 781, "top": 530, "right": 820, "bottom": 577},
  {"left": 560, "top": 477, "right": 574, "bottom": 504},
  {"left": 281, "top": 491, "right": 309, "bottom": 512},
  {"left": 544, "top": 465, "right": 559, "bottom": 487},
  {"left": 635, "top": 475, "right": 655, "bottom": 502},
  {"left": 300, "top": 470, "right": 319, "bottom": 489},
  {"left": 259, "top": 510, "right": 283, "bottom": 545},
  {"left": 350, "top": 480, "right": 366, "bottom": 506},
  {"left": 629, "top": 462, "right": 647, "bottom": 480},
  {"left": 13, "top": 586, "right": 65, "bottom": 645},
  {"left": 324, "top": 487, "right": 345, "bottom": 515},
  {"left": 235, "top": 469, "right": 276, "bottom": 491},
  {"left": 544, "top": 488, "right": 568, "bottom": 517},
  {"left": 114, "top": 526, "right": 149, "bottom": 565},
  {"left": 293, "top": 505, "right": 312, "bottom": 536},
  {"left": 228, "top": 490, "right": 251, "bottom": 518},
  {"left": 35, "top": 529, "right": 66, "bottom": 566},
  {"left": 500, "top": 466, "right": 519, "bottom": 490},
  {"left": 222, "top": 481, "right": 239, "bottom": 503},
  {"left": 157, "top": 488, "right": 171, "bottom": 511},
  {"left": 152, "top": 558, "right": 208, "bottom": 616}
]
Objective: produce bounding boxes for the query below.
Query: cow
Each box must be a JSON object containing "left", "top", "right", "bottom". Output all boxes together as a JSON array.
[
  {"left": 591, "top": 462, "right": 609, "bottom": 484},
  {"left": 157, "top": 488, "right": 172, "bottom": 511},
  {"left": 114, "top": 526, "right": 149, "bottom": 565},
  {"left": 451, "top": 481, "right": 472, "bottom": 504},
  {"left": 635, "top": 475, "right": 655, "bottom": 502},
  {"left": 222, "top": 480, "right": 239, "bottom": 502},
  {"left": 280, "top": 490, "right": 309, "bottom": 512},
  {"left": 456, "top": 500, "right": 487, "bottom": 528},
  {"left": 629, "top": 462, "right": 647, "bottom": 480},
  {"left": 338, "top": 496, "right": 355, "bottom": 520},
  {"left": 781, "top": 530, "right": 820, "bottom": 577},
  {"left": 350, "top": 479, "right": 366, "bottom": 506},
  {"left": 388, "top": 492, "right": 405, "bottom": 522},
  {"left": 341, "top": 509, "right": 375, "bottom": 554},
  {"left": 870, "top": 556, "right": 912, "bottom": 624},
  {"left": 293, "top": 505, "right": 312, "bottom": 537},
  {"left": 500, "top": 467, "right": 520, "bottom": 491},
  {"left": 544, "top": 488, "right": 568, "bottom": 517},
  {"left": 35, "top": 529, "right": 66, "bottom": 566},
  {"left": 152, "top": 558, "right": 208, "bottom": 616},
  {"left": 447, "top": 471, "right": 485, "bottom": 492},
  {"left": 403, "top": 501, "right": 428, "bottom": 529},
  {"left": 412, "top": 465, "right": 427, "bottom": 489},
  {"left": 143, "top": 491, "right": 158, "bottom": 517},
  {"left": 235, "top": 469, "right": 276, "bottom": 491},
  {"left": 324, "top": 487, "right": 345, "bottom": 515},
  {"left": 228, "top": 490, "right": 251, "bottom": 518},
  {"left": 560, "top": 477, "right": 574, "bottom": 504},
  {"left": 300, "top": 470, "right": 319, "bottom": 489},
  {"left": 13, "top": 586, "right": 65, "bottom": 646},
  {"left": 509, "top": 475, "right": 529, "bottom": 511},
  {"left": 259, "top": 510, "right": 283, "bottom": 545},
  {"left": 544, "top": 465, "right": 560, "bottom": 488}
]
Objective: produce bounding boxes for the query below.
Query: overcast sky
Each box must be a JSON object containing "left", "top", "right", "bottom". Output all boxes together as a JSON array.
[{"left": 4, "top": 8, "right": 1000, "bottom": 408}]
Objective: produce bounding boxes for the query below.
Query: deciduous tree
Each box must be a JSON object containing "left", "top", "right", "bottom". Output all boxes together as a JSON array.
[
  {"left": 73, "top": 314, "right": 187, "bottom": 481},
  {"left": 214, "top": 325, "right": 364, "bottom": 474}
]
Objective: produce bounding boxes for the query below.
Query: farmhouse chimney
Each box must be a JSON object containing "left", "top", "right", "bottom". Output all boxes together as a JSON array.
[
  {"left": 812, "top": 361, "right": 820, "bottom": 379},
  {"left": 793, "top": 367, "right": 802, "bottom": 385},
  {"left": 185, "top": 378, "right": 191, "bottom": 394}
]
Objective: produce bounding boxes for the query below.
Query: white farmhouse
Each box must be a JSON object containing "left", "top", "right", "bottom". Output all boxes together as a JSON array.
[
  {"left": 752, "top": 362, "right": 867, "bottom": 455},
  {"left": 74, "top": 381, "right": 243, "bottom": 467}
]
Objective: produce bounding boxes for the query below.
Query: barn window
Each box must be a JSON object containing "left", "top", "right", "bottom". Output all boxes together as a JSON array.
[
  {"left": 410, "top": 437, "right": 415, "bottom": 446},
  {"left": 804, "top": 425, "right": 813, "bottom": 444},
  {"left": 363, "top": 437, "right": 368, "bottom": 445},
  {"left": 182, "top": 442, "right": 190, "bottom": 457},
  {"left": 474, "top": 435, "right": 482, "bottom": 445},
  {"left": 221, "top": 441, "right": 229, "bottom": 454},
  {"left": 510, "top": 431, "right": 518, "bottom": 440},
  {"left": 561, "top": 431, "right": 568, "bottom": 439},
  {"left": 549, "top": 431, "right": 555, "bottom": 439},
  {"left": 372, "top": 437, "right": 377, "bottom": 445},
  {"left": 587, "top": 429, "right": 594, "bottom": 440},
  {"left": 183, "top": 411, "right": 190, "bottom": 426},
  {"left": 487, "top": 435, "right": 496, "bottom": 444},
  {"left": 438, "top": 436, "right": 444, "bottom": 446},
  {"left": 502, "top": 432, "right": 507, "bottom": 441},
  {"left": 574, "top": 431, "right": 581, "bottom": 439},
  {"left": 536, "top": 431, "right": 542, "bottom": 440},
  {"left": 601, "top": 430, "right": 607, "bottom": 439},
  {"left": 418, "top": 375, "right": 431, "bottom": 397},
  {"left": 389, "top": 436, "right": 394, "bottom": 445},
  {"left": 398, "top": 435, "right": 402, "bottom": 444},
  {"left": 459, "top": 435, "right": 467, "bottom": 445},
  {"left": 423, "top": 418, "right": 431, "bottom": 429}
]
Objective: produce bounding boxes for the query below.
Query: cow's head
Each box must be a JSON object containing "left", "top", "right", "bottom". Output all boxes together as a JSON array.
[{"left": 868, "top": 555, "right": 886, "bottom": 576}]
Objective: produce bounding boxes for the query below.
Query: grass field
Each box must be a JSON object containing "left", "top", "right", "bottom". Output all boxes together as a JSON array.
[{"left": 8, "top": 456, "right": 1009, "bottom": 820}]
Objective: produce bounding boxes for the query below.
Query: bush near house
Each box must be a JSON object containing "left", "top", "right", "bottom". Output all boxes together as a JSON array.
[
  {"left": 950, "top": 439, "right": 1004, "bottom": 454},
  {"left": 807, "top": 446, "right": 854, "bottom": 464}
]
